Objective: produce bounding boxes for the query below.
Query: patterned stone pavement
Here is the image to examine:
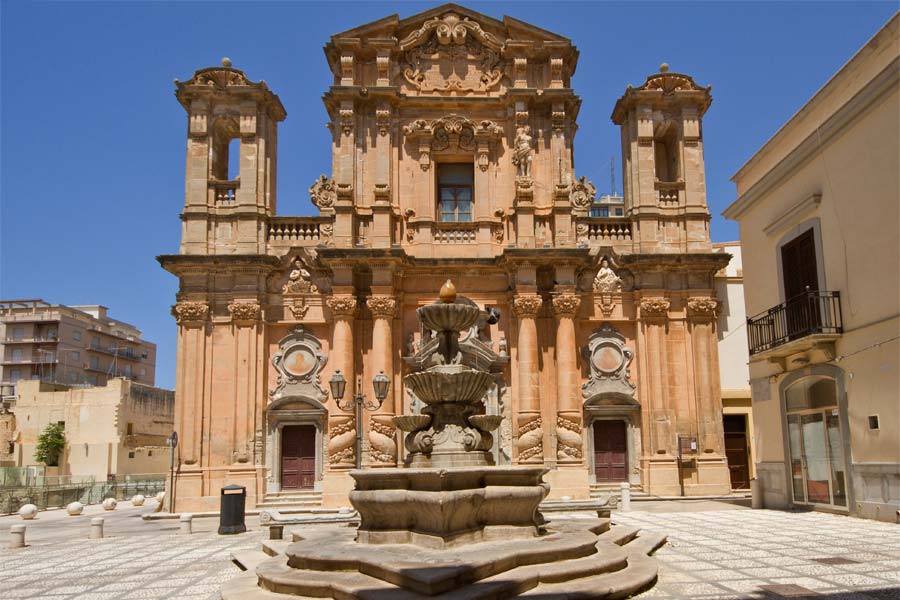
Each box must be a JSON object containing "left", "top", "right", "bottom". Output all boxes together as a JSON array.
[{"left": 0, "top": 501, "right": 897, "bottom": 599}]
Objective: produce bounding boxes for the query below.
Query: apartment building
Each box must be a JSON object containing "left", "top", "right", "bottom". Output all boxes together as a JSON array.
[{"left": 0, "top": 300, "right": 157, "bottom": 389}]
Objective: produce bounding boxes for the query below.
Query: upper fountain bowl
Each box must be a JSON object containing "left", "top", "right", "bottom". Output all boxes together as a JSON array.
[{"left": 417, "top": 302, "right": 480, "bottom": 333}]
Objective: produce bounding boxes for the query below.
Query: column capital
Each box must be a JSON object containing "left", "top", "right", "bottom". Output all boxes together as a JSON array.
[
  {"left": 511, "top": 294, "right": 543, "bottom": 318},
  {"left": 366, "top": 295, "right": 397, "bottom": 319},
  {"left": 551, "top": 294, "right": 581, "bottom": 318},
  {"left": 227, "top": 300, "right": 261, "bottom": 326},
  {"left": 326, "top": 295, "right": 358, "bottom": 318},
  {"left": 686, "top": 297, "right": 719, "bottom": 320},
  {"left": 172, "top": 301, "right": 209, "bottom": 327},
  {"left": 639, "top": 296, "right": 670, "bottom": 320}
]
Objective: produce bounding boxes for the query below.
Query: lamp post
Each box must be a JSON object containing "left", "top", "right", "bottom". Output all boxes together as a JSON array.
[{"left": 329, "top": 370, "right": 390, "bottom": 469}]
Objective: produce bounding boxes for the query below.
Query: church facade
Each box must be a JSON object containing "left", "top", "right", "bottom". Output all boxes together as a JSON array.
[{"left": 160, "top": 4, "right": 732, "bottom": 511}]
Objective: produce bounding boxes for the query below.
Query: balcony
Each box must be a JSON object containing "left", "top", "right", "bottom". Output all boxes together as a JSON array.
[
  {"left": 266, "top": 216, "right": 332, "bottom": 248},
  {"left": 210, "top": 179, "right": 239, "bottom": 204},
  {"left": 747, "top": 291, "right": 843, "bottom": 358},
  {"left": 575, "top": 217, "right": 633, "bottom": 246},
  {"left": 89, "top": 342, "right": 143, "bottom": 361}
]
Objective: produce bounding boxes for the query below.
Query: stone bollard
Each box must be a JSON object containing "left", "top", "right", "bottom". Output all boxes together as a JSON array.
[
  {"left": 66, "top": 502, "right": 84, "bottom": 516},
  {"left": 619, "top": 482, "right": 631, "bottom": 512},
  {"left": 91, "top": 517, "right": 104, "bottom": 539},
  {"left": 751, "top": 478, "right": 763, "bottom": 509},
  {"left": 131, "top": 494, "right": 145, "bottom": 507},
  {"left": 179, "top": 513, "right": 193, "bottom": 535},
  {"left": 102, "top": 497, "right": 117, "bottom": 511},
  {"left": 18, "top": 504, "right": 37, "bottom": 520},
  {"left": 155, "top": 491, "right": 165, "bottom": 503},
  {"left": 9, "top": 524, "right": 26, "bottom": 549}
]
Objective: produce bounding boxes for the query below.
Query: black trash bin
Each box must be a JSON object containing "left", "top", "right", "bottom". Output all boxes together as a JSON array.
[{"left": 218, "top": 484, "right": 247, "bottom": 534}]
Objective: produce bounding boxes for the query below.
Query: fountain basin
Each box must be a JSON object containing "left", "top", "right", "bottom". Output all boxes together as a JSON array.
[
  {"left": 417, "top": 302, "right": 480, "bottom": 333},
  {"left": 349, "top": 467, "right": 549, "bottom": 548},
  {"left": 469, "top": 414, "right": 503, "bottom": 432},
  {"left": 404, "top": 370, "right": 494, "bottom": 405},
  {"left": 392, "top": 414, "right": 431, "bottom": 432}
]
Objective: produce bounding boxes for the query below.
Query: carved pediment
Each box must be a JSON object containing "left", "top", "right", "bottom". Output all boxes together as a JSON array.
[
  {"left": 582, "top": 323, "right": 636, "bottom": 403},
  {"left": 398, "top": 12, "right": 506, "bottom": 95},
  {"left": 270, "top": 326, "right": 328, "bottom": 403}
]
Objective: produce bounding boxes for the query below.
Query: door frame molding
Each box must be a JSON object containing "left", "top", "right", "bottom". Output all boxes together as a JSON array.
[
  {"left": 265, "top": 396, "right": 326, "bottom": 494},
  {"left": 584, "top": 407, "right": 641, "bottom": 486}
]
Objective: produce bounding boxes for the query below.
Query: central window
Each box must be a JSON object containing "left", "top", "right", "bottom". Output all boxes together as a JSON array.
[{"left": 437, "top": 163, "right": 473, "bottom": 222}]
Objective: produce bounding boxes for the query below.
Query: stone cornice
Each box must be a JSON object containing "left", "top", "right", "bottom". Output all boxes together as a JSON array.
[{"left": 158, "top": 254, "right": 281, "bottom": 277}]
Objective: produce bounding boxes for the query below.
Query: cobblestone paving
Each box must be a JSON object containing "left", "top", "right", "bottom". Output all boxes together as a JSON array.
[
  {"left": 1, "top": 503, "right": 897, "bottom": 599},
  {"left": 618, "top": 506, "right": 900, "bottom": 599}
]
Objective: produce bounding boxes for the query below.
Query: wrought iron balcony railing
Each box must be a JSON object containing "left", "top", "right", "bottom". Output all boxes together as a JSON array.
[{"left": 747, "top": 290, "right": 842, "bottom": 356}]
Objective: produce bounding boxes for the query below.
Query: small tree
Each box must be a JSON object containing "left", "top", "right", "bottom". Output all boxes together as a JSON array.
[{"left": 35, "top": 423, "right": 66, "bottom": 467}]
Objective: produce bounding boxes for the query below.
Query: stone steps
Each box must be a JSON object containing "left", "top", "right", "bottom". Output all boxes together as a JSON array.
[{"left": 257, "top": 491, "right": 323, "bottom": 510}]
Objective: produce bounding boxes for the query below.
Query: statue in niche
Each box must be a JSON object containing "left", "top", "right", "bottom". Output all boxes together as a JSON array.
[
  {"left": 512, "top": 126, "right": 533, "bottom": 177},
  {"left": 593, "top": 258, "right": 623, "bottom": 293},
  {"left": 283, "top": 258, "right": 317, "bottom": 294}
]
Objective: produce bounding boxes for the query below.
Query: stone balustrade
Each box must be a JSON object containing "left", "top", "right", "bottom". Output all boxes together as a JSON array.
[
  {"left": 266, "top": 217, "right": 331, "bottom": 246},
  {"left": 433, "top": 222, "right": 477, "bottom": 244},
  {"left": 210, "top": 179, "right": 239, "bottom": 204},
  {"left": 577, "top": 218, "right": 633, "bottom": 244},
  {"left": 655, "top": 181, "right": 683, "bottom": 206}
]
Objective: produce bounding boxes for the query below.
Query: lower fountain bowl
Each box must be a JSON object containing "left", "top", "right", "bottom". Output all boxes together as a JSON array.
[{"left": 404, "top": 370, "right": 495, "bottom": 405}]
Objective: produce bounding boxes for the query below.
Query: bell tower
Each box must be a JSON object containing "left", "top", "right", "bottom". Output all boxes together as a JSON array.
[
  {"left": 612, "top": 64, "right": 712, "bottom": 253},
  {"left": 175, "top": 58, "right": 286, "bottom": 255}
]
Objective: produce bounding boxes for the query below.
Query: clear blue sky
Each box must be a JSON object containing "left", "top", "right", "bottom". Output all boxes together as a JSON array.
[{"left": 1, "top": 1, "right": 896, "bottom": 390}]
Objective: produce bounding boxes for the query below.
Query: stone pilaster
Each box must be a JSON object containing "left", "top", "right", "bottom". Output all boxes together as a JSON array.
[
  {"left": 687, "top": 297, "right": 726, "bottom": 455},
  {"left": 512, "top": 294, "right": 543, "bottom": 463},
  {"left": 172, "top": 301, "right": 209, "bottom": 467},
  {"left": 326, "top": 295, "right": 358, "bottom": 469},
  {"left": 366, "top": 295, "right": 398, "bottom": 466},
  {"left": 551, "top": 294, "right": 583, "bottom": 464}
]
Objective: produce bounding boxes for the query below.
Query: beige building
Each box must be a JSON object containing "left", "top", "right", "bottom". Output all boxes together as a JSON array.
[
  {"left": 714, "top": 241, "right": 755, "bottom": 490},
  {"left": 160, "top": 4, "right": 736, "bottom": 512},
  {"left": 724, "top": 14, "right": 899, "bottom": 521},
  {"left": 11, "top": 378, "right": 174, "bottom": 479},
  {"left": 0, "top": 300, "right": 157, "bottom": 389}
]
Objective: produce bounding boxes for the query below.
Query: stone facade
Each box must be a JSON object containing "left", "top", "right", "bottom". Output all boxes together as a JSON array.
[
  {"left": 160, "top": 4, "right": 731, "bottom": 511},
  {"left": 725, "top": 14, "right": 899, "bottom": 521}
]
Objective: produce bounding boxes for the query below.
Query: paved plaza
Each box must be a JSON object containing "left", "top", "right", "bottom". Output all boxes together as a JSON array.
[{"left": 0, "top": 500, "right": 897, "bottom": 599}]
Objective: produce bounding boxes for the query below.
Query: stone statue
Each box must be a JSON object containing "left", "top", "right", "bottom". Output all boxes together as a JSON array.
[
  {"left": 511, "top": 126, "right": 533, "bottom": 177},
  {"left": 593, "top": 259, "right": 623, "bottom": 293},
  {"left": 283, "top": 258, "right": 317, "bottom": 294}
]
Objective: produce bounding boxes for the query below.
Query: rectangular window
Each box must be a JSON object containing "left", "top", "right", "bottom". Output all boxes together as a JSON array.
[
  {"left": 90, "top": 356, "right": 100, "bottom": 369},
  {"left": 123, "top": 365, "right": 132, "bottom": 377},
  {"left": 590, "top": 205, "right": 610, "bottom": 217},
  {"left": 88, "top": 374, "right": 98, "bottom": 385},
  {"left": 9, "top": 368, "right": 21, "bottom": 382},
  {"left": 72, "top": 329, "right": 82, "bottom": 341},
  {"left": 126, "top": 422, "right": 133, "bottom": 435},
  {"left": 12, "top": 327, "right": 24, "bottom": 341},
  {"left": 437, "top": 163, "right": 474, "bottom": 222},
  {"left": 128, "top": 451, "right": 135, "bottom": 459},
  {"left": 614, "top": 207, "right": 624, "bottom": 216},
  {"left": 781, "top": 228, "right": 818, "bottom": 299},
  {"left": 11, "top": 349, "right": 23, "bottom": 362},
  {"left": 70, "top": 351, "right": 80, "bottom": 362}
]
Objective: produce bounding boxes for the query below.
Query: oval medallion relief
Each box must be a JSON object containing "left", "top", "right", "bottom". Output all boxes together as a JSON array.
[
  {"left": 592, "top": 342, "right": 624, "bottom": 375},
  {"left": 283, "top": 345, "right": 317, "bottom": 378}
]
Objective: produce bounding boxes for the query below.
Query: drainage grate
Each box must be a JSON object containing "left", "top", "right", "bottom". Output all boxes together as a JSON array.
[
  {"left": 810, "top": 557, "right": 861, "bottom": 565},
  {"left": 759, "top": 584, "right": 820, "bottom": 597}
]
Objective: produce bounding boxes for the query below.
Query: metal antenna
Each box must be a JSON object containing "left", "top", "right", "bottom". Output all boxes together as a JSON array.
[{"left": 610, "top": 155, "right": 616, "bottom": 196}]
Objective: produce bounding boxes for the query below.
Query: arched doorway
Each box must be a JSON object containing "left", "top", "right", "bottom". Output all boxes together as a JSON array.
[{"left": 785, "top": 376, "right": 847, "bottom": 508}]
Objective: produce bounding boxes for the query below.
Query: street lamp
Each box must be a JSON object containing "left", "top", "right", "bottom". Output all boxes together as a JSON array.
[{"left": 329, "top": 369, "right": 390, "bottom": 469}]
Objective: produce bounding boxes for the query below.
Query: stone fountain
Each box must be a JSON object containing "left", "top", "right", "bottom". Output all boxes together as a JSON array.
[{"left": 223, "top": 282, "right": 666, "bottom": 599}]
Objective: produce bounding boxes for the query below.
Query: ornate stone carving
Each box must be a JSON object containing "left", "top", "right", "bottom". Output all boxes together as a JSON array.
[
  {"left": 512, "top": 126, "right": 533, "bottom": 178},
  {"left": 637, "top": 64, "right": 709, "bottom": 94},
  {"left": 269, "top": 326, "right": 328, "bottom": 402},
  {"left": 366, "top": 296, "right": 397, "bottom": 319},
  {"left": 375, "top": 104, "right": 391, "bottom": 137},
  {"left": 581, "top": 323, "right": 636, "bottom": 400},
  {"left": 309, "top": 175, "right": 336, "bottom": 209},
  {"left": 551, "top": 294, "right": 581, "bottom": 318},
  {"left": 593, "top": 258, "right": 623, "bottom": 293},
  {"left": 516, "top": 416, "right": 543, "bottom": 462},
  {"left": 326, "top": 295, "right": 357, "bottom": 318},
  {"left": 511, "top": 295, "right": 542, "bottom": 318},
  {"left": 227, "top": 300, "right": 260, "bottom": 324},
  {"left": 172, "top": 301, "right": 209, "bottom": 326},
  {"left": 320, "top": 223, "right": 334, "bottom": 244},
  {"left": 398, "top": 13, "right": 505, "bottom": 95},
  {"left": 569, "top": 176, "right": 596, "bottom": 210},
  {"left": 288, "top": 299, "right": 309, "bottom": 320},
  {"left": 687, "top": 297, "right": 719, "bottom": 317},
  {"left": 640, "top": 297, "right": 671, "bottom": 319},
  {"left": 328, "top": 415, "right": 356, "bottom": 466},
  {"left": 283, "top": 258, "right": 318, "bottom": 294},
  {"left": 369, "top": 416, "right": 397, "bottom": 464},
  {"left": 556, "top": 416, "right": 583, "bottom": 460},
  {"left": 403, "top": 115, "right": 502, "bottom": 172},
  {"left": 491, "top": 224, "right": 504, "bottom": 243}
]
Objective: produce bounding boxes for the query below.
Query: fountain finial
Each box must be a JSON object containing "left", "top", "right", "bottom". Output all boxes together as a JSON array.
[{"left": 439, "top": 279, "right": 457, "bottom": 303}]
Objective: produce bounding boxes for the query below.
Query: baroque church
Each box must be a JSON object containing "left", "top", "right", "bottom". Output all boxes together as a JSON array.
[{"left": 160, "top": 4, "right": 731, "bottom": 511}]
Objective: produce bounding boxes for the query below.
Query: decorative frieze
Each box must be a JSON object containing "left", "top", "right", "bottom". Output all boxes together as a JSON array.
[
  {"left": 172, "top": 301, "right": 209, "bottom": 326},
  {"left": 551, "top": 294, "right": 581, "bottom": 318},
  {"left": 366, "top": 296, "right": 397, "bottom": 319},
  {"left": 326, "top": 295, "right": 358, "bottom": 319},
  {"left": 639, "top": 297, "right": 671, "bottom": 319},
  {"left": 228, "top": 300, "right": 261, "bottom": 325},
  {"left": 511, "top": 295, "right": 542, "bottom": 318}
]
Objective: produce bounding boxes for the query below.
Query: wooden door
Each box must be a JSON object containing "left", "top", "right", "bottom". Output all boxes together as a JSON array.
[
  {"left": 593, "top": 420, "right": 627, "bottom": 482},
  {"left": 724, "top": 415, "right": 749, "bottom": 489},
  {"left": 281, "top": 425, "right": 316, "bottom": 490}
]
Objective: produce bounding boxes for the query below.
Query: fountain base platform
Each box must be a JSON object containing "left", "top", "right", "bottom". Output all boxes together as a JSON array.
[{"left": 224, "top": 516, "right": 666, "bottom": 599}]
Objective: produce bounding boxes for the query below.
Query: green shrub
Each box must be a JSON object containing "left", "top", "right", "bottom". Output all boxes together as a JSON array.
[{"left": 35, "top": 423, "right": 66, "bottom": 467}]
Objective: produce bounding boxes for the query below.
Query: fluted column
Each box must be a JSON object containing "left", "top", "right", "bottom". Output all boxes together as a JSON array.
[
  {"left": 326, "top": 295, "right": 357, "bottom": 469},
  {"left": 512, "top": 294, "right": 543, "bottom": 463},
  {"left": 366, "top": 295, "right": 398, "bottom": 466},
  {"left": 552, "top": 294, "right": 583, "bottom": 464}
]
